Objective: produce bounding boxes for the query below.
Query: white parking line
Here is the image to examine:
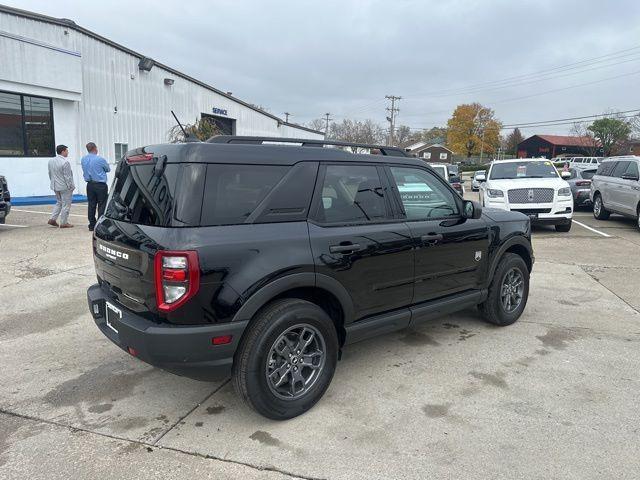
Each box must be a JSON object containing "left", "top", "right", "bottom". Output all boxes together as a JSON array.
[
  {"left": 12, "top": 208, "right": 86, "bottom": 218},
  {"left": 0, "top": 223, "right": 28, "bottom": 228},
  {"left": 573, "top": 220, "right": 612, "bottom": 238}
]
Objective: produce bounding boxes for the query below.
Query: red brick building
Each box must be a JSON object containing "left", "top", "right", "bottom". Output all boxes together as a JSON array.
[{"left": 517, "top": 135, "right": 601, "bottom": 159}]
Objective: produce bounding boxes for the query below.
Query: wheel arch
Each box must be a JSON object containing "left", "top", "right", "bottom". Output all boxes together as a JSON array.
[
  {"left": 488, "top": 236, "right": 533, "bottom": 283},
  {"left": 231, "top": 273, "right": 354, "bottom": 346}
]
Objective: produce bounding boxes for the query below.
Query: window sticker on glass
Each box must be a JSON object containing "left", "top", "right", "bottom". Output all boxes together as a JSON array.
[{"left": 516, "top": 165, "right": 527, "bottom": 177}]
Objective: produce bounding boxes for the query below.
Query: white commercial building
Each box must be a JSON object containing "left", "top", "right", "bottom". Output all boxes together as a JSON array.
[{"left": 0, "top": 5, "right": 323, "bottom": 200}]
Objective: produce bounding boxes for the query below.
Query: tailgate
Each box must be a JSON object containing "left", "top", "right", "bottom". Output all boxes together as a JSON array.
[{"left": 93, "top": 234, "right": 156, "bottom": 313}]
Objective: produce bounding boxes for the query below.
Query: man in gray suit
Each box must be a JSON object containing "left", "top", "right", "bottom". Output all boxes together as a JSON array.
[{"left": 48, "top": 144, "right": 75, "bottom": 228}]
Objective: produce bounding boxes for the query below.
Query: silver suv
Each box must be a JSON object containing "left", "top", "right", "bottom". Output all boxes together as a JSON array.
[{"left": 590, "top": 156, "right": 640, "bottom": 229}]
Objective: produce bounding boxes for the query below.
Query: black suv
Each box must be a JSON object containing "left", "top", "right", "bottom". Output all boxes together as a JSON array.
[{"left": 87, "top": 137, "right": 533, "bottom": 419}]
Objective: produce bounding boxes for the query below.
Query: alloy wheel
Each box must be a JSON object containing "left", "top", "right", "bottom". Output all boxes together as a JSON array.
[
  {"left": 500, "top": 267, "right": 524, "bottom": 313},
  {"left": 265, "top": 324, "right": 326, "bottom": 400},
  {"left": 594, "top": 197, "right": 601, "bottom": 216}
]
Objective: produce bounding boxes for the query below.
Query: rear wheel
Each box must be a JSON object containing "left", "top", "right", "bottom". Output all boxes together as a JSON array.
[
  {"left": 232, "top": 299, "right": 338, "bottom": 420},
  {"left": 479, "top": 253, "right": 529, "bottom": 326},
  {"left": 555, "top": 220, "right": 572, "bottom": 232},
  {"left": 593, "top": 194, "right": 610, "bottom": 220},
  {"left": 636, "top": 206, "right": 640, "bottom": 231}
]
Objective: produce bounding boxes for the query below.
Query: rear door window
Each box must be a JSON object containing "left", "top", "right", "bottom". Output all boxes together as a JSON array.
[
  {"left": 313, "top": 164, "right": 389, "bottom": 224},
  {"left": 200, "top": 164, "right": 288, "bottom": 226},
  {"left": 611, "top": 161, "right": 630, "bottom": 178}
]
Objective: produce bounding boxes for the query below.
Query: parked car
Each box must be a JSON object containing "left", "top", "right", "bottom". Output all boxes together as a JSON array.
[
  {"left": 590, "top": 156, "right": 640, "bottom": 229},
  {"left": 472, "top": 170, "right": 486, "bottom": 191},
  {"left": 430, "top": 163, "right": 465, "bottom": 196},
  {"left": 481, "top": 158, "right": 573, "bottom": 232},
  {"left": 0, "top": 175, "right": 11, "bottom": 224},
  {"left": 569, "top": 157, "right": 602, "bottom": 169},
  {"left": 566, "top": 167, "right": 597, "bottom": 207},
  {"left": 87, "top": 136, "right": 534, "bottom": 420}
]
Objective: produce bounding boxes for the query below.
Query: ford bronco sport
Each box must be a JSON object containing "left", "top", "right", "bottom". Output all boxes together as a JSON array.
[{"left": 87, "top": 136, "right": 533, "bottom": 419}]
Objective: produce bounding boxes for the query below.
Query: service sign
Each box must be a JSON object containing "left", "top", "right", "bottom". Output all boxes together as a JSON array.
[{"left": 212, "top": 107, "right": 228, "bottom": 116}]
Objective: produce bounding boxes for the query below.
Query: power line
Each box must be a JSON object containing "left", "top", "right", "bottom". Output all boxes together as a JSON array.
[
  {"left": 402, "top": 111, "right": 640, "bottom": 132},
  {"left": 502, "top": 108, "right": 640, "bottom": 128},
  {"left": 405, "top": 45, "right": 640, "bottom": 99},
  {"left": 330, "top": 44, "right": 640, "bottom": 124}
]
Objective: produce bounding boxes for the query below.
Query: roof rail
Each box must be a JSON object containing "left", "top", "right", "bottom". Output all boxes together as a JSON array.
[{"left": 206, "top": 136, "right": 410, "bottom": 157}]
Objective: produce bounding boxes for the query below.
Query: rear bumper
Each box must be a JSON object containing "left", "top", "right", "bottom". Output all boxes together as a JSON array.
[
  {"left": 573, "top": 189, "right": 592, "bottom": 206},
  {"left": 87, "top": 284, "right": 247, "bottom": 381}
]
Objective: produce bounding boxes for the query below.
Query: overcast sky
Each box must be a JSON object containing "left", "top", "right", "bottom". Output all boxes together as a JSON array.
[{"left": 10, "top": 0, "right": 640, "bottom": 136}]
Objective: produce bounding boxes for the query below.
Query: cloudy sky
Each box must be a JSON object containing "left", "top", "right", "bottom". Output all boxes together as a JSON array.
[{"left": 10, "top": 0, "right": 640, "bottom": 136}]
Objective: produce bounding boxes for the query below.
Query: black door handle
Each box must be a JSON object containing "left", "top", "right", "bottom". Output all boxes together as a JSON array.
[
  {"left": 421, "top": 233, "right": 443, "bottom": 244},
  {"left": 329, "top": 243, "right": 362, "bottom": 254}
]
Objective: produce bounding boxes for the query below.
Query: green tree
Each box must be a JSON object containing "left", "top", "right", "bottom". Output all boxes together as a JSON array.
[{"left": 587, "top": 117, "right": 631, "bottom": 156}]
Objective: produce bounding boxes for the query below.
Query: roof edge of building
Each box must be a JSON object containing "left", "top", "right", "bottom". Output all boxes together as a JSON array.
[{"left": 0, "top": 3, "right": 323, "bottom": 136}]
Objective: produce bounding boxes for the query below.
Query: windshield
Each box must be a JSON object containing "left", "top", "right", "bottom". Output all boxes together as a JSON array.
[
  {"left": 474, "top": 170, "right": 486, "bottom": 178},
  {"left": 581, "top": 169, "right": 597, "bottom": 180},
  {"left": 489, "top": 161, "right": 559, "bottom": 180}
]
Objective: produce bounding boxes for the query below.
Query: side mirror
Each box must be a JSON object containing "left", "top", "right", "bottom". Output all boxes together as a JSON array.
[
  {"left": 560, "top": 171, "right": 571, "bottom": 179},
  {"left": 463, "top": 200, "right": 482, "bottom": 220},
  {"left": 622, "top": 173, "right": 639, "bottom": 181},
  {"left": 476, "top": 174, "right": 486, "bottom": 182}
]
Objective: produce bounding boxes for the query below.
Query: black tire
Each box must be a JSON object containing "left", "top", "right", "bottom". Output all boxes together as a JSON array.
[
  {"left": 232, "top": 298, "right": 338, "bottom": 420},
  {"left": 479, "top": 253, "right": 529, "bottom": 326},
  {"left": 593, "top": 194, "right": 610, "bottom": 220},
  {"left": 636, "top": 206, "right": 640, "bottom": 232},
  {"left": 0, "top": 216, "right": 4, "bottom": 224},
  {"left": 555, "top": 220, "right": 572, "bottom": 232}
]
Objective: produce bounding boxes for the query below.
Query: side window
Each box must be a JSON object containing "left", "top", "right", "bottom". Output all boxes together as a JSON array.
[
  {"left": 624, "top": 161, "right": 639, "bottom": 178},
  {"left": 390, "top": 166, "right": 459, "bottom": 220},
  {"left": 611, "top": 161, "right": 630, "bottom": 178},
  {"left": 201, "top": 164, "right": 288, "bottom": 226},
  {"left": 568, "top": 169, "right": 577, "bottom": 179},
  {"left": 316, "top": 165, "right": 388, "bottom": 224},
  {"left": 596, "top": 162, "right": 614, "bottom": 176}
]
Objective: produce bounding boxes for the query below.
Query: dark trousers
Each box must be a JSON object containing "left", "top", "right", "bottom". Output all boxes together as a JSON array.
[{"left": 87, "top": 181, "right": 108, "bottom": 229}]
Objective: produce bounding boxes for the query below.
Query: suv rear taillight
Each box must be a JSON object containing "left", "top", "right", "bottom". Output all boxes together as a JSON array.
[
  {"left": 154, "top": 251, "right": 200, "bottom": 312},
  {"left": 576, "top": 180, "right": 591, "bottom": 187}
]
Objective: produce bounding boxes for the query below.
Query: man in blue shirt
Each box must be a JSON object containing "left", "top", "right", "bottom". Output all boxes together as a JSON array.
[{"left": 81, "top": 142, "right": 111, "bottom": 231}]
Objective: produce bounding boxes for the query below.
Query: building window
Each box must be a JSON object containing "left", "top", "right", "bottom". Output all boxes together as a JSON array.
[
  {"left": 439, "top": 152, "right": 447, "bottom": 160},
  {"left": 423, "top": 152, "right": 431, "bottom": 159},
  {"left": 0, "top": 91, "right": 54, "bottom": 157},
  {"left": 115, "top": 143, "right": 128, "bottom": 159}
]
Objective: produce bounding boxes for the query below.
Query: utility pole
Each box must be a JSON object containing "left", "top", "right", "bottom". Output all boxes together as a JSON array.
[
  {"left": 284, "top": 112, "right": 291, "bottom": 123},
  {"left": 385, "top": 95, "right": 401, "bottom": 146},
  {"left": 323, "top": 113, "right": 332, "bottom": 139}
]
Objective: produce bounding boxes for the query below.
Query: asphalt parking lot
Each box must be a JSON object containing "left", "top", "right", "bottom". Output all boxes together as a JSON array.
[{"left": 1, "top": 201, "right": 639, "bottom": 479}]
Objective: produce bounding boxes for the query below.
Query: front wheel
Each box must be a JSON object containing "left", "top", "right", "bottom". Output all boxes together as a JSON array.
[
  {"left": 593, "top": 194, "right": 610, "bottom": 220},
  {"left": 232, "top": 299, "right": 338, "bottom": 420},
  {"left": 479, "top": 253, "right": 530, "bottom": 326},
  {"left": 555, "top": 220, "right": 572, "bottom": 232}
]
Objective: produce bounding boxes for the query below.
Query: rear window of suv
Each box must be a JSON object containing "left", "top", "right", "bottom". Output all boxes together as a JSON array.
[{"left": 200, "top": 164, "right": 288, "bottom": 226}]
